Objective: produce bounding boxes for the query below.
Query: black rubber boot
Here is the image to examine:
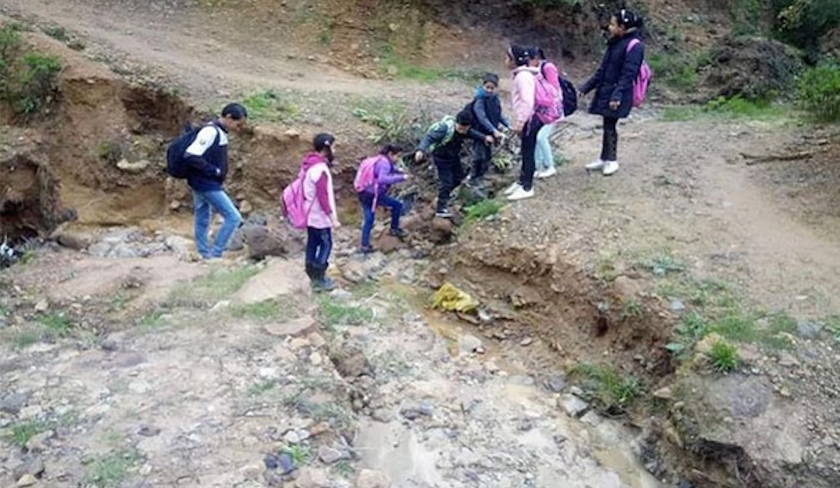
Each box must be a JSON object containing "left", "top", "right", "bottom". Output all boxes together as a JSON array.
[{"left": 311, "top": 263, "right": 337, "bottom": 292}]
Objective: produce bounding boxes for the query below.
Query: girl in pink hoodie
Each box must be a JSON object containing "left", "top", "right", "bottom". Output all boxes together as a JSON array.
[
  {"left": 503, "top": 45, "right": 543, "bottom": 202},
  {"left": 302, "top": 133, "right": 340, "bottom": 292}
]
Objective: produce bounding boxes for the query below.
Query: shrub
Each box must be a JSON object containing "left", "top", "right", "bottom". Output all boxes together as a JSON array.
[
  {"left": 0, "top": 23, "right": 62, "bottom": 117},
  {"left": 796, "top": 63, "right": 840, "bottom": 122},
  {"left": 709, "top": 340, "right": 740, "bottom": 372}
]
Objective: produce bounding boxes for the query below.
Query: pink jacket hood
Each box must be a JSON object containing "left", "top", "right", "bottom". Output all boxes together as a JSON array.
[{"left": 301, "top": 152, "right": 329, "bottom": 171}]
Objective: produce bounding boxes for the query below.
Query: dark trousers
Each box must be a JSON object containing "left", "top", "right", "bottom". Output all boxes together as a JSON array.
[
  {"left": 305, "top": 227, "right": 332, "bottom": 268},
  {"left": 471, "top": 140, "right": 492, "bottom": 179},
  {"left": 518, "top": 117, "right": 544, "bottom": 191},
  {"left": 435, "top": 157, "right": 465, "bottom": 212},
  {"left": 358, "top": 192, "right": 402, "bottom": 247},
  {"left": 600, "top": 117, "right": 618, "bottom": 162}
]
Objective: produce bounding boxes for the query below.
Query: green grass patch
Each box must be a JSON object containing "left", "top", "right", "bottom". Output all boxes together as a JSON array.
[
  {"left": 709, "top": 340, "right": 740, "bottom": 372},
  {"left": 241, "top": 89, "right": 299, "bottom": 123},
  {"left": 380, "top": 53, "right": 479, "bottom": 83},
  {"left": 83, "top": 450, "right": 143, "bottom": 488},
  {"left": 620, "top": 299, "right": 644, "bottom": 321},
  {"left": 138, "top": 309, "right": 166, "bottom": 330},
  {"left": 569, "top": 362, "right": 642, "bottom": 411},
  {"left": 38, "top": 312, "right": 72, "bottom": 338},
  {"left": 637, "top": 251, "right": 686, "bottom": 277},
  {"left": 230, "top": 299, "right": 295, "bottom": 321},
  {"left": 316, "top": 296, "right": 374, "bottom": 328},
  {"left": 464, "top": 199, "right": 504, "bottom": 223},
  {"left": 662, "top": 97, "right": 791, "bottom": 122},
  {"left": 168, "top": 266, "right": 260, "bottom": 306},
  {"left": 282, "top": 444, "right": 312, "bottom": 466},
  {"left": 282, "top": 393, "right": 354, "bottom": 428},
  {"left": 9, "top": 420, "right": 49, "bottom": 447},
  {"left": 247, "top": 379, "right": 276, "bottom": 397},
  {"left": 647, "top": 51, "right": 701, "bottom": 91}
]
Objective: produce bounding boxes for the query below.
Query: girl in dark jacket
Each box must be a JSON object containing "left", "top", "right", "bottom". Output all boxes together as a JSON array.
[{"left": 580, "top": 9, "right": 645, "bottom": 176}]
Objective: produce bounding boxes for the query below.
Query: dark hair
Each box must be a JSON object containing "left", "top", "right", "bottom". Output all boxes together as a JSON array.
[
  {"left": 456, "top": 109, "right": 474, "bottom": 126},
  {"left": 379, "top": 143, "right": 404, "bottom": 155},
  {"left": 507, "top": 44, "right": 533, "bottom": 67},
  {"left": 481, "top": 73, "right": 500, "bottom": 86},
  {"left": 221, "top": 103, "right": 248, "bottom": 120},
  {"left": 614, "top": 8, "right": 643, "bottom": 29},
  {"left": 313, "top": 133, "right": 335, "bottom": 152},
  {"left": 535, "top": 47, "right": 547, "bottom": 60}
]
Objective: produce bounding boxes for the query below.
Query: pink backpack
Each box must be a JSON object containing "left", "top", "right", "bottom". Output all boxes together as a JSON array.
[
  {"left": 280, "top": 167, "right": 313, "bottom": 230},
  {"left": 354, "top": 155, "right": 383, "bottom": 194},
  {"left": 533, "top": 72, "right": 561, "bottom": 125},
  {"left": 626, "top": 39, "right": 652, "bottom": 108}
]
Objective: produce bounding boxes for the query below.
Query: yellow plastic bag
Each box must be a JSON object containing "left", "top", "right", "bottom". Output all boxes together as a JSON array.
[{"left": 431, "top": 282, "right": 478, "bottom": 313}]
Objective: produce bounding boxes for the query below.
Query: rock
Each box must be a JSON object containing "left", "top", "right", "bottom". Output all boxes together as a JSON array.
[
  {"left": 99, "top": 339, "right": 118, "bottom": 351},
  {"left": 520, "top": 337, "right": 533, "bottom": 347},
  {"left": 213, "top": 228, "right": 244, "bottom": 252},
  {"left": 239, "top": 200, "right": 254, "bottom": 215},
  {"left": 317, "top": 445, "right": 346, "bottom": 464},
  {"left": 241, "top": 224, "right": 291, "bottom": 260},
  {"left": 137, "top": 424, "right": 161, "bottom": 437},
  {"left": 25, "top": 430, "right": 54, "bottom": 452},
  {"left": 545, "top": 375, "right": 567, "bottom": 393},
  {"left": 477, "top": 309, "right": 494, "bottom": 324},
  {"left": 116, "top": 158, "right": 151, "bottom": 173},
  {"left": 13, "top": 456, "right": 44, "bottom": 479},
  {"left": 457, "top": 334, "right": 483, "bottom": 355},
  {"left": 559, "top": 394, "right": 589, "bottom": 417},
  {"left": 669, "top": 299, "right": 686, "bottom": 312},
  {"left": 296, "top": 468, "right": 329, "bottom": 488},
  {"left": 580, "top": 411, "right": 602, "bottom": 426},
  {"left": 34, "top": 299, "right": 49, "bottom": 313},
  {"left": 341, "top": 261, "right": 366, "bottom": 283},
  {"left": 309, "top": 351, "right": 324, "bottom": 366},
  {"left": 279, "top": 452, "right": 295, "bottom": 474},
  {"left": 430, "top": 217, "right": 453, "bottom": 243},
  {"left": 308, "top": 422, "right": 330, "bottom": 437},
  {"left": 355, "top": 469, "right": 390, "bottom": 488},
  {"left": 238, "top": 463, "right": 264, "bottom": 480},
  {"left": 164, "top": 235, "right": 192, "bottom": 256},
  {"left": 284, "top": 429, "right": 309, "bottom": 444},
  {"left": 264, "top": 452, "right": 281, "bottom": 470},
  {"left": 54, "top": 231, "right": 91, "bottom": 250},
  {"left": 16, "top": 474, "right": 37, "bottom": 487},
  {"left": 400, "top": 402, "right": 434, "bottom": 420},
  {"left": 777, "top": 352, "right": 800, "bottom": 368},
  {"left": 653, "top": 387, "right": 673, "bottom": 400},
  {"left": 264, "top": 316, "right": 317, "bottom": 338},
  {"left": 375, "top": 232, "right": 405, "bottom": 254},
  {"left": 0, "top": 392, "right": 30, "bottom": 415},
  {"left": 796, "top": 320, "right": 823, "bottom": 340},
  {"left": 613, "top": 276, "right": 643, "bottom": 300}
]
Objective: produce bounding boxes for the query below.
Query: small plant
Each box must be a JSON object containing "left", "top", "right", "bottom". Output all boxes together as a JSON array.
[
  {"left": 639, "top": 252, "right": 685, "bottom": 277},
  {"left": 464, "top": 199, "right": 503, "bottom": 223},
  {"left": 796, "top": 64, "right": 840, "bottom": 122},
  {"left": 334, "top": 460, "right": 356, "bottom": 478},
  {"left": 620, "top": 299, "right": 644, "bottom": 321},
  {"left": 96, "top": 140, "right": 123, "bottom": 164},
  {"left": 168, "top": 266, "right": 259, "bottom": 307},
  {"left": 14, "top": 53, "right": 62, "bottom": 115},
  {"left": 39, "top": 312, "right": 72, "bottom": 337},
  {"left": 709, "top": 340, "right": 739, "bottom": 372},
  {"left": 316, "top": 296, "right": 374, "bottom": 328},
  {"left": 230, "top": 300, "right": 293, "bottom": 321},
  {"left": 570, "top": 363, "right": 642, "bottom": 411},
  {"left": 10, "top": 328, "right": 39, "bottom": 348},
  {"left": 83, "top": 450, "right": 143, "bottom": 488},
  {"left": 10, "top": 420, "right": 49, "bottom": 447},
  {"left": 138, "top": 309, "right": 166, "bottom": 329},
  {"left": 42, "top": 26, "right": 69, "bottom": 42},
  {"left": 247, "top": 379, "right": 276, "bottom": 397},
  {"left": 241, "top": 90, "right": 299, "bottom": 123},
  {"left": 352, "top": 99, "right": 426, "bottom": 146},
  {"left": 282, "top": 444, "right": 312, "bottom": 466}
]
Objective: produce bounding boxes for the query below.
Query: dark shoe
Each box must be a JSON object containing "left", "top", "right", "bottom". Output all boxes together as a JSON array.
[
  {"left": 360, "top": 245, "right": 375, "bottom": 254},
  {"left": 310, "top": 263, "right": 337, "bottom": 292},
  {"left": 389, "top": 228, "right": 408, "bottom": 239}
]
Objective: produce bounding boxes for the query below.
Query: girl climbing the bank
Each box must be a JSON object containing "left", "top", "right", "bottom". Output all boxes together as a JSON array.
[{"left": 579, "top": 8, "right": 646, "bottom": 176}]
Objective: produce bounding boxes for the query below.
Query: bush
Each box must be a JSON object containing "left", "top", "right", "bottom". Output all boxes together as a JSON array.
[
  {"left": 773, "top": 0, "right": 840, "bottom": 55},
  {"left": 796, "top": 63, "right": 840, "bottom": 122},
  {"left": 0, "top": 23, "right": 62, "bottom": 117}
]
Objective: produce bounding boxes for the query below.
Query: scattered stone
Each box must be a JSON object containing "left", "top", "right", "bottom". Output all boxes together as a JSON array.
[
  {"left": 477, "top": 309, "right": 494, "bottom": 324},
  {"left": 295, "top": 468, "right": 329, "bottom": 488},
  {"left": 137, "top": 424, "right": 161, "bottom": 437},
  {"left": 796, "top": 320, "right": 823, "bottom": 340},
  {"left": 284, "top": 429, "right": 309, "bottom": 444},
  {"left": 25, "top": 430, "right": 54, "bottom": 452},
  {"left": 519, "top": 337, "right": 533, "bottom": 347},
  {"left": 239, "top": 200, "right": 254, "bottom": 214},
  {"left": 54, "top": 231, "right": 91, "bottom": 251},
  {"left": 239, "top": 463, "right": 264, "bottom": 480},
  {"left": 0, "top": 392, "right": 30, "bottom": 415},
  {"left": 34, "top": 299, "right": 49, "bottom": 313},
  {"left": 241, "top": 224, "right": 291, "bottom": 260},
  {"left": 210, "top": 300, "right": 231, "bottom": 312},
  {"left": 317, "top": 445, "right": 346, "bottom": 464},
  {"left": 308, "top": 422, "right": 330, "bottom": 437},
  {"left": 400, "top": 402, "right": 434, "bottom": 420},
  {"left": 99, "top": 339, "right": 118, "bottom": 352},
  {"left": 457, "top": 334, "right": 483, "bottom": 355},
  {"left": 16, "top": 474, "right": 37, "bottom": 487},
  {"left": 580, "top": 411, "right": 602, "bottom": 426},
  {"left": 669, "top": 299, "right": 686, "bottom": 312},
  {"left": 329, "top": 288, "right": 352, "bottom": 301},
  {"left": 265, "top": 316, "right": 317, "bottom": 338},
  {"left": 116, "top": 158, "right": 150, "bottom": 173},
  {"left": 129, "top": 379, "right": 152, "bottom": 394},
  {"left": 278, "top": 452, "right": 295, "bottom": 474},
  {"left": 264, "top": 452, "right": 281, "bottom": 470},
  {"left": 13, "top": 456, "right": 44, "bottom": 479},
  {"left": 653, "top": 387, "right": 673, "bottom": 400},
  {"left": 309, "top": 351, "right": 323, "bottom": 366},
  {"left": 778, "top": 352, "right": 800, "bottom": 368},
  {"left": 18, "top": 405, "right": 43, "bottom": 420},
  {"left": 355, "top": 469, "right": 390, "bottom": 488},
  {"left": 545, "top": 375, "right": 567, "bottom": 393},
  {"left": 559, "top": 394, "right": 589, "bottom": 418}
]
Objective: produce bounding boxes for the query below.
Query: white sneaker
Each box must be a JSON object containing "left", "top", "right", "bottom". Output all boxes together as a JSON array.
[
  {"left": 536, "top": 167, "right": 556, "bottom": 179},
  {"left": 502, "top": 182, "right": 522, "bottom": 196},
  {"left": 602, "top": 161, "right": 619, "bottom": 176},
  {"left": 586, "top": 159, "right": 605, "bottom": 171},
  {"left": 507, "top": 187, "right": 535, "bottom": 201}
]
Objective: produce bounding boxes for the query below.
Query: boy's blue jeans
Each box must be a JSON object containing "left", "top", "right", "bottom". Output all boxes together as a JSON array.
[{"left": 192, "top": 189, "right": 242, "bottom": 259}]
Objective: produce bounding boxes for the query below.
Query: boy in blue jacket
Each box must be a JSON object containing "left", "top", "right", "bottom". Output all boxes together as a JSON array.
[{"left": 468, "top": 73, "right": 510, "bottom": 186}]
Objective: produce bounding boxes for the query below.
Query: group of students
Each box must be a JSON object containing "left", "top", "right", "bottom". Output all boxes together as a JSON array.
[{"left": 171, "top": 9, "right": 647, "bottom": 292}]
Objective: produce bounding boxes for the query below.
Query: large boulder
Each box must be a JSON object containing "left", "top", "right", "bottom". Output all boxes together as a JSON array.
[{"left": 241, "top": 224, "right": 303, "bottom": 260}]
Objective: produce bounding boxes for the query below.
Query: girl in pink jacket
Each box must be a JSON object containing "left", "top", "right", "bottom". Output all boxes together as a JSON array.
[
  {"left": 302, "top": 133, "right": 340, "bottom": 292},
  {"left": 503, "top": 45, "right": 544, "bottom": 202}
]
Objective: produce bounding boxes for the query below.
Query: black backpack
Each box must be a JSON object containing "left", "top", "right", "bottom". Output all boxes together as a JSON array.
[
  {"left": 166, "top": 123, "right": 214, "bottom": 179},
  {"left": 541, "top": 63, "right": 578, "bottom": 117}
]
